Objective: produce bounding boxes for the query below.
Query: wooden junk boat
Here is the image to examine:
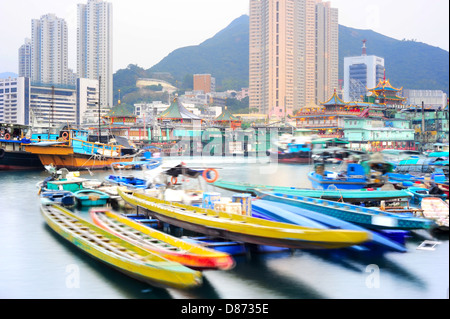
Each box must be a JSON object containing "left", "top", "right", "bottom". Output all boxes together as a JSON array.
[
  {"left": 90, "top": 208, "right": 235, "bottom": 270},
  {"left": 40, "top": 202, "right": 202, "bottom": 289},
  {"left": 117, "top": 188, "right": 371, "bottom": 250}
]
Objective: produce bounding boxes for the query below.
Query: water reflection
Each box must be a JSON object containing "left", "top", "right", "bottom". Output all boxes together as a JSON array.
[{"left": 222, "top": 251, "right": 327, "bottom": 299}]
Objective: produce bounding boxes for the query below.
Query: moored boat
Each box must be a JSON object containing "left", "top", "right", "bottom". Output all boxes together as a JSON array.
[
  {"left": 40, "top": 202, "right": 202, "bottom": 289},
  {"left": 40, "top": 190, "right": 76, "bottom": 207},
  {"left": 90, "top": 208, "right": 235, "bottom": 270},
  {"left": 24, "top": 126, "right": 140, "bottom": 170},
  {"left": 0, "top": 123, "right": 46, "bottom": 170},
  {"left": 105, "top": 174, "right": 149, "bottom": 189},
  {"left": 73, "top": 189, "right": 110, "bottom": 207},
  {"left": 212, "top": 179, "right": 413, "bottom": 203},
  {"left": 251, "top": 199, "right": 408, "bottom": 253},
  {"left": 117, "top": 187, "right": 371, "bottom": 250},
  {"left": 308, "top": 163, "right": 379, "bottom": 190},
  {"left": 254, "top": 189, "right": 434, "bottom": 230}
]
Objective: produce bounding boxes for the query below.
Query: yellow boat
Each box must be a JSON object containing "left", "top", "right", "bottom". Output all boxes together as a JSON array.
[
  {"left": 40, "top": 202, "right": 202, "bottom": 289},
  {"left": 117, "top": 188, "right": 371, "bottom": 250},
  {"left": 90, "top": 208, "right": 235, "bottom": 271}
]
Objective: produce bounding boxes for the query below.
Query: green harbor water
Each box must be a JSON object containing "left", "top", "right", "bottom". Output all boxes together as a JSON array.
[{"left": 0, "top": 156, "right": 448, "bottom": 299}]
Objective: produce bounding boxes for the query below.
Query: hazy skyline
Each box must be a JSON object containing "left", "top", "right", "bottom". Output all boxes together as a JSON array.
[{"left": 0, "top": 0, "right": 448, "bottom": 74}]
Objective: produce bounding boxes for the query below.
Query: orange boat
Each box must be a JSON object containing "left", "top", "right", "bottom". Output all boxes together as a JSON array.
[{"left": 24, "top": 127, "right": 139, "bottom": 170}]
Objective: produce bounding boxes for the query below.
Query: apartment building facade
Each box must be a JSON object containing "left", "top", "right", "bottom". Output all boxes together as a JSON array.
[
  {"left": 249, "top": 0, "right": 339, "bottom": 118},
  {"left": 31, "top": 14, "right": 69, "bottom": 86},
  {"left": 77, "top": 0, "right": 113, "bottom": 109}
]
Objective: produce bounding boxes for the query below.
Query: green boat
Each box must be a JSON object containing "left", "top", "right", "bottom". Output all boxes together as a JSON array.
[{"left": 212, "top": 179, "right": 413, "bottom": 203}]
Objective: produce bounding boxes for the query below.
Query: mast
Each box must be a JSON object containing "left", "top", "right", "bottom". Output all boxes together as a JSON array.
[{"left": 98, "top": 76, "right": 101, "bottom": 142}]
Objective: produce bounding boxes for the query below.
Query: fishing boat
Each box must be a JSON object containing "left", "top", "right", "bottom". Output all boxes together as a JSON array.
[
  {"left": 90, "top": 208, "right": 235, "bottom": 270},
  {"left": 24, "top": 126, "right": 140, "bottom": 170},
  {"left": 0, "top": 123, "right": 46, "bottom": 170},
  {"left": 40, "top": 202, "right": 202, "bottom": 289},
  {"left": 308, "top": 163, "right": 381, "bottom": 190},
  {"left": 267, "top": 129, "right": 316, "bottom": 164},
  {"left": 105, "top": 175, "right": 150, "bottom": 189},
  {"left": 117, "top": 187, "right": 371, "bottom": 250},
  {"left": 406, "top": 187, "right": 448, "bottom": 206},
  {"left": 73, "top": 189, "right": 110, "bottom": 207},
  {"left": 254, "top": 189, "right": 434, "bottom": 231},
  {"left": 421, "top": 198, "right": 449, "bottom": 231},
  {"left": 211, "top": 179, "right": 413, "bottom": 203},
  {"left": 40, "top": 190, "right": 76, "bottom": 207}
]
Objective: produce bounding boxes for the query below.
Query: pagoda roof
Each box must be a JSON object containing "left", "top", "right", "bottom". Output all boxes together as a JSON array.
[
  {"left": 159, "top": 97, "right": 201, "bottom": 120},
  {"left": 369, "top": 79, "right": 403, "bottom": 92},
  {"left": 320, "top": 90, "right": 347, "bottom": 106},
  {"left": 215, "top": 107, "right": 239, "bottom": 122},
  {"left": 106, "top": 105, "right": 136, "bottom": 118}
]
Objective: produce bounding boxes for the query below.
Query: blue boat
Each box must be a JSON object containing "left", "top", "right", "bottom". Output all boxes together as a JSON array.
[
  {"left": 40, "top": 190, "right": 75, "bottom": 207},
  {"left": 73, "top": 189, "right": 110, "bottom": 207},
  {"left": 251, "top": 200, "right": 407, "bottom": 253},
  {"left": 406, "top": 187, "right": 448, "bottom": 205},
  {"left": 308, "top": 163, "right": 373, "bottom": 190},
  {"left": 105, "top": 174, "right": 150, "bottom": 189},
  {"left": 254, "top": 189, "right": 434, "bottom": 230}
]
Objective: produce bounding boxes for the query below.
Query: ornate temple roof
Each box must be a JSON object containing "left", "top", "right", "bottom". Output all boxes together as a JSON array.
[
  {"left": 369, "top": 79, "right": 403, "bottom": 93},
  {"left": 215, "top": 107, "right": 239, "bottom": 122},
  {"left": 320, "top": 90, "right": 347, "bottom": 107},
  {"left": 159, "top": 97, "right": 201, "bottom": 120}
]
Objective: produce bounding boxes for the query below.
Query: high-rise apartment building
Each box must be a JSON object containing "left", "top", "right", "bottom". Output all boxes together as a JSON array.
[
  {"left": 343, "top": 40, "right": 385, "bottom": 102},
  {"left": 249, "top": 0, "right": 338, "bottom": 117},
  {"left": 18, "top": 38, "right": 32, "bottom": 78},
  {"left": 77, "top": 0, "right": 113, "bottom": 109},
  {"left": 31, "top": 14, "right": 69, "bottom": 86}
]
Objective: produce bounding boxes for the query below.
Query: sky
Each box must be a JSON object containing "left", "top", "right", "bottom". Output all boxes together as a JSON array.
[{"left": 0, "top": 0, "right": 448, "bottom": 75}]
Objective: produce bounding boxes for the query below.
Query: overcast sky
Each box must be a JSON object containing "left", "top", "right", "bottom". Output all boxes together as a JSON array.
[{"left": 0, "top": 0, "right": 448, "bottom": 74}]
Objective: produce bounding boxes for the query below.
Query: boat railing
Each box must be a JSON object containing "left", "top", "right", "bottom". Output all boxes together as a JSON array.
[{"left": 71, "top": 138, "right": 126, "bottom": 156}]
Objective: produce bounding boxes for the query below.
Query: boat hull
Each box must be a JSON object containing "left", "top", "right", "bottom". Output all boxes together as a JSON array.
[
  {"left": 24, "top": 144, "right": 136, "bottom": 170},
  {"left": 308, "top": 172, "right": 368, "bottom": 190},
  {"left": 269, "top": 151, "right": 311, "bottom": 164},
  {"left": 0, "top": 150, "right": 44, "bottom": 170},
  {"left": 41, "top": 203, "right": 202, "bottom": 289},
  {"left": 212, "top": 180, "right": 412, "bottom": 203},
  {"left": 117, "top": 188, "right": 371, "bottom": 250},
  {"left": 91, "top": 209, "right": 235, "bottom": 271},
  {"left": 255, "top": 190, "right": 434, "bottom": 231}
]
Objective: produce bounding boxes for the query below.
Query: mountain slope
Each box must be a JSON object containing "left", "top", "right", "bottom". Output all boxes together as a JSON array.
[
  {"left": 114, "top": 15, "right": 449, "bottom": 97},
  {"left": 149, "top": 15, "right": 249, "bottom": 91}
]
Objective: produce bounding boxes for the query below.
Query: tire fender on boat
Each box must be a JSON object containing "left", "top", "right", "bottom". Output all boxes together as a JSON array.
[
  {"left": 0, "top": 148, "right": 5, "bottom": 158},
  {"left": 4, "top": 133, "right": 10, "bottom": 140},
  {"left": 171, "top": 177, "right": 178, "bottom": 185}
]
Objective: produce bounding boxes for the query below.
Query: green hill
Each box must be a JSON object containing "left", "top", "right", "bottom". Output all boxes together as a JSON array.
[
  {"left": 148, "top": 14, "right": 249, "bottom": 92},
  {"left": 113, "top": 15, "right": 449, "bottom": 105}
]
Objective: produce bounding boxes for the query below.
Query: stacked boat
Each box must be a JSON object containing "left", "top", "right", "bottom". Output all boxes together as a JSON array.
[{"left": 40, "top": 202, "right": 203, "bottom": 289}]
